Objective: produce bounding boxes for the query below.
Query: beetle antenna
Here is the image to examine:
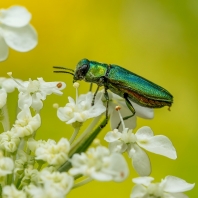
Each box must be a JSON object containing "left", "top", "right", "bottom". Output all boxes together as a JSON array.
[
  {"left": 53, "top": 66, "right": 74, "bottom": 72},
  {"left": 53, "top": 71, "right": 74, "bottom": 76}
]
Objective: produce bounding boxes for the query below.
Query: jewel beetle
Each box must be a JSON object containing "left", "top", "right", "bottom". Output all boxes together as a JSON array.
[{"left": 54, "top": 58, "right": 173, "bottom": 127}]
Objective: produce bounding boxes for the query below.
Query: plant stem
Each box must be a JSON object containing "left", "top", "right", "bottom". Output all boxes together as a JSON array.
[
  {"left": 72, "top": 177, "right": 93, "bottom": 189},
  {"left": 69, "top": 127, "right": 80, "bottom": 144},
  {"left": 70, "top": 115, "right": 102, "bottom": 151},
  {"left": 0, "top": 105, "right": 10, "bottom": 131}
]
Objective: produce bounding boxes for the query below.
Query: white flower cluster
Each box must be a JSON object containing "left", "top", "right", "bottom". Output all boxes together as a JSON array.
[
  {"left": 0, "top": 72, "right": 72, "bottom": 196},
  {"left": 69, "top": 146, "right": 129, "bottom": 182}
]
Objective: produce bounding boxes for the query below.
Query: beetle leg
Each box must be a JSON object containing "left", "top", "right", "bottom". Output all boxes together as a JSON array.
[
  {"left": 89, "top": 83, "right": 93, "bottom": 92},
  {"left": 124, "top": 94, "right": 136, "bottom": 115},
  {"left": 91, "top": 85, "right": 100, "bottom": 106},
  {"left": 116, "top": 94, "right": 136, "bottom": 129},
  {"left": 116, "top": 114, "right": 134, "bottom": 129},
  {"left": 100, "top": 88, "right": 109, "bottom": 128}
]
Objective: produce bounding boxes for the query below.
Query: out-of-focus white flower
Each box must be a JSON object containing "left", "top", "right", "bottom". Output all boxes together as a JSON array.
[
  {"left": 2, "top": 184, "right": 26, "bottom": 198},
  {"left": 0, "top": 77, "right": 20, "bottom": 108},
  {"left": 32, "top": 138, "right": 70, "bottom": 166},
  {"left": 57, "top": 91, "right": 106, "bottom": 125},
  {"left": 39, "top": 169, "right": 73, "bottom": 195},
  {"left": 69, "top": 146, "right": 129, "bottom": 182},
  {"left": 7, "top": 73, "right": 66, "bottom": 112},
  {"left": 14, "top": 150, "right": 35, "bottom": 176},
  {"left": 131, "top": 176, "right": 195, "bottom": 198},
  {"left": 0, "top": 5, "right": 38, "bottom": 62},
  {"left": 104, "top": 126, "right": 177, "bottom": 176},
  {"left": 12, "top": 105, "right": 41, "bottom": 138},
  {"left": 27, "top": 138, "right": 46, "bottom": 153},
  {"left": 26, "top": 183, "right": 66, "bottom": 198},
  {"left": 20, "top": 167, "right": 39, "bottom": 186},
  {"left": 0, "top": 151, "right": 14, "bottom": 177},
  {"left": 102, "top": 91, "right": 154, "bottom": 130},
  {"left": 0, "top": 130, "right": 20, "bottom": 152}
]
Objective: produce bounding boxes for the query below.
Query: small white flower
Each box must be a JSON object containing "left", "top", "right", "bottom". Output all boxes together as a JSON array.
[
  {"left": 102, "top": 91, "right": 154, "bottom": 130},
  {"left": 21, "top": 167, "right": 39, "bottom": 186},
  {"left": 39, "top": 169, "right": 74, "bottom": 195},
  {"left": 0, "top": 152, "right": 14, "bottom": 177},
  {"left": 69, "top": 146, "right": 129, "bottom": 182},
  {"left": 26, "top": 183, "right": 66, "bottom": 198},
  {"left": 2, "top": 184, "right": 26, "bottom": 198},
  {"left": 0, "top": 130, "right": 20, "bottom": 152},
  {"left": 15, "top": 150, "right": 35, "bottom": 176},
  {"left": 8, "top": 75, "right": 66, "bottom": 112},
  {"left": 57, "top": 92, "right": 106, "bottom": 124},
  {"left": 34, "top": 138, "right": 70, "bottom": 166},
  {"left": 12, "top": 105, "right": 41, "bottom": 138},
  {"left": 104, "top": 126, "right": 177, "bottom": 176},
  {"left": 0, "top": 5, "right": 38, "bottom": 61},
  {"left": 131, "top": 176, "right": 195, "bottom": 198}
]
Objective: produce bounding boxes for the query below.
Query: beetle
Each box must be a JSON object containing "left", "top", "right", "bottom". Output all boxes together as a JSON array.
[{"left": 53, "top": 58, "right": 173, "bottom": 128}]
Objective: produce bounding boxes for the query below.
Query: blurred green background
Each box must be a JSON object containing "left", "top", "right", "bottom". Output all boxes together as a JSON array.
[{"left": 1, "top": 0, "right": 198, "bottom": 197}]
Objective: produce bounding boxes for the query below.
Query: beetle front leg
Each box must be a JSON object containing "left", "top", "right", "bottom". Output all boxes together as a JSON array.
[
  {"left": 91, "top": 85, "right": 100, "bottom": 106},
  {"left": 116, "top": 93, "right": 135, "bottom": 129}
]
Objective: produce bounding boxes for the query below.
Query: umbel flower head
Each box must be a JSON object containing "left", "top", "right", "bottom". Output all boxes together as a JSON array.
[
  {"left": 7, "top": 72, "right": 66, "bottom": 112},
  {"left": 57, "top": 83, "right": 106, "bottom": 126},
  {"left": 0, "top": 5, "right": 38, "bottom": 61},
  {"left": 104, "top": 107, "right": 177, "bottom": 176}
]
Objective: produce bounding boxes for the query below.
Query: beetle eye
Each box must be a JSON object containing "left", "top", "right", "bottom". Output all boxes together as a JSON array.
[{"left": 78, "top": 64, "right": 89, "bottom": 77}]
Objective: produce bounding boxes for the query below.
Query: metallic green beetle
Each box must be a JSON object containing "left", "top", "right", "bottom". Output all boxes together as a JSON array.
[{"left": 54, "top": 58, "right": 173, "bottom": 127}]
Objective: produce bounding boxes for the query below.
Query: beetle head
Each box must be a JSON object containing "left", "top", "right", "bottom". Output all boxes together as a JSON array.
[{"left": 73, "top": 58, "right": 90, "bottom": 82}]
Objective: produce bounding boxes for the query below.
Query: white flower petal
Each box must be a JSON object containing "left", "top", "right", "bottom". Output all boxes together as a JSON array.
[
  {"left": 166, "top": 192, "right": 189, "bottom": 198},
  {"left": 109, "top": 140, "right": 127, "bottom": 153},
  {"left": 132, "top": 102, "right": 154, "bottom": 119},
  {"left": 132, "top": 176, "right": 154, "bottom": 186},
  {"left": 135, "top": 126, "right": 154, "bottom": 140},
  {"left": 31, "top": 92, "right": 43, "bottom": 112},
  {"left": 130, "top": 184, "right": 147, "bottom": 198},
  {"left": 104, "top": 129, "right": 122, "bottom": 142},
  {"left": 4, "top": 24, "right": 37, "bottom": 52},
  {"left": 91, "top": 171, "right": 112, "bottom": 181},
  {"left": 1, "top": 78, "right": 19, "bottom": 92},
  {"left": 130, "top": 144, "right": 151, "bottom": 176},
  {"left": 162, "top": 176, "right": 195, "bottom": 193},
  {"left": 107, "top": 153, "right": 129, "bottom": 182},
  {"left": 0, "top": 36, "right": 9, "bottom": 61},
  {"left": 137, "top": 135, "right": 177, "bottom": 159},
  {"left": 18, "top": 92, "right": 32, "bottom": 109},
  {"left": 0, "top": 6, "right": 31, "bottom": 27}
]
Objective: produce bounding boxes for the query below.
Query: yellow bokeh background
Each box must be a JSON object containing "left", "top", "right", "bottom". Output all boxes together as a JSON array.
[{"left": 1, "top": 0, "right": 198, "bottom": 197}]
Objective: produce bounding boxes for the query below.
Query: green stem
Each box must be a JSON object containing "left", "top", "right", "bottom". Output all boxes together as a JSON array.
[
  {"left": 72, "top": 177, "right": 93, "bottom": 189},
  {"left": 7, "top": 174, "right": 13, "bottom": 185},
  {"left": 69, "top": 127, "right": 80, "bottom": 144},
  {"left": 0, "top": 105, "right": 10, "bottom": 131},
  {"left": 70, "top": 115, "right": 102, "bottom": 151},
  {"left": 58, "top": 117, "right": 106, "bottom": 172}
]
